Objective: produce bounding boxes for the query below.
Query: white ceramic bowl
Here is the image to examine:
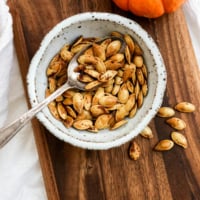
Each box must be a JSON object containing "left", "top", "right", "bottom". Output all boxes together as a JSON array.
[{"left": 27, "top": 12, "right": 166, "bottom": 150}]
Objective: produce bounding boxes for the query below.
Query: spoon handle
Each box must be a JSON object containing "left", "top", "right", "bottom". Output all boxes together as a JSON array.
[{"left": 0, "top": 83, "right": 72, "bottom": 149}]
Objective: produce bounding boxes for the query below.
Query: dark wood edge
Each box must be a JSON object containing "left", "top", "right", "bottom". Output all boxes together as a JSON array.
[{"left": 7, "top": 1, "right": 60, "bottom": 199}]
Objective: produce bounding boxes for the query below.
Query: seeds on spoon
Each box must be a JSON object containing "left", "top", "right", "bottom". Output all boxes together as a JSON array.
[
  {"left": 78, "top": 54, "right": 97, "bottom": 65},
  {"left": 110, "top": 53, "right": 124, "bottom": 62},
  {"left": 85, "top": 80, "right": 102, "bottom": 90},
  {"left": 92, "top": 43, "right": 106, "bottom": 61},
  {"left": 98, "top": 70, "right": 118, "bottom": 82},
  {"left": 106, "top": 40, "right": 121, "bottom": 57}
]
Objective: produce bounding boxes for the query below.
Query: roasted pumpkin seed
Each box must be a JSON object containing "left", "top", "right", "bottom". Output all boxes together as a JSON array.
[
  {"left": 84, "top": 68, "right": 100, "bottom": 79},
  {"left": 66, "top": 106, "right": 77, "bottom": 119},
  {"left": 78, "top": 74, "right": 94, "bottom": 83},
  {"left": 57, "top": 103, "right": 68, "bottom": 120},
  {"left": 133, "top": 55, "right": 143, "bottom": 67},
  {"left": 60, "top": 45, "right": 74, "bottom": 62},
  {"left": 140, "top": 126, "right": 153, "bottom": 139},
  {"left": 110, "top": 31, "right": 123, "bottom": 38},
  {"left": 175, "top": 102, "right": 195, "bottom": 113},
  {"left": 123, "top": 63, "right": 136, "bottom": 82},
  {"left": 157, "top": 107, "right": 175, "bottom": 118},
  {"left": 92, "top": 43, "right": 106, "bottom": 61},
  {"left": 171, "top": 131, "right": 188, "bottom": 148},
  {"left": 154, "top": 139, "right": 174, "bottom": 151},
  {"left": 115, "top": 105, "right": 129, "bottom": 122},
  {"left": 125, "top": 93, "right": 136, "bottom": 112},
  {"left": 90, "top": 105, "right": 108, "bottom": 117},
  {"left": 129, "top": 141, "right": 141, "bottom": 160},
  {"left": 78, "top": 55, "right": 97, "bottom": 65},
  {"left": 129, "top": 104, "right": 137, "bottom": 118},
  {"left": 92, "top": 87, "right": 104, "bottom": 105},
  {"left": 125, "top": 45, "right": 131, "bottom": 64},
  {"left": 48, "top": 77, "right": 57, "bottom": 93},
  {"left": 134, "top": 44, "right": 143, "bottom": 56},
  {"left": 100, "top": 38, "right": 112, "bottom": 50},
  {"left": 85, "top": 80, "right": 102, "bottom": 90},
  {"left": 98, "top": 70, "right": 118, "bottom": 82},
  {"left": 99, "top": 95, "right": 118, "bottom": 107},
  {"left": 73, "top": 119, "right": 93, "bottom": 130},
  {"left": 71, "top": 43, "right": 89, "bottom": 54},
  {"left": 63, "top": 116, "right": 74, "bottom": 128},
  {"left": 106, "top": 40, "right": 121, "bottom": 57},
  {"left": 166, "top": 117, "right": 186, "bottom": 130},
  {"left": 110, "top": 120, "right": 127, "bottom": 130},
  {"left": 48, "top": 101, "right": 60, "bottom": 120},
  {"left": 76, "top": 109, "right": 92, "bottom": 120},
  {"left": 137, "top": 90, "right": 144, "bottom": 108},
  {"left": 95, "top": 114, "right": 112, "bottom": 130},
  {"left": 110, "top": 53, "right": 124, "bottom": 62},
  {"left": 95, "top": 58, "right": 107, "bottom": 73},
  {"left": 118, "top": 83, "right": 129, "bottom": 104},
  {"left": 112, "top": 84, "right": 121, "bottom": 95},
  {"left": 84, "top": 92, "right": 92, "bottom": 110},
  {"left": 124, "top": 34, "right": 135, "bottom": 55},
  {"left": 73, "top": 93, "right": 84, "bottom": 114},
  {"left": 126, "top": 80, "right": 134, "bottom": 93}
]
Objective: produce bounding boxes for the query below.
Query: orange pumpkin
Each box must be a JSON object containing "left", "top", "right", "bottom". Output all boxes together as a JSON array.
[{"left": 112, "top": 0, "right": 186, "bottom": 18}]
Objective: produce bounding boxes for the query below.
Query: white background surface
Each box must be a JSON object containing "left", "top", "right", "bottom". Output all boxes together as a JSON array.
[{"left": 0, "top": 0, "right": 199, "bottom": 199}]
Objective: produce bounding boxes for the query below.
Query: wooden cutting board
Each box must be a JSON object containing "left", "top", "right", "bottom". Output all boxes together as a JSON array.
[{"left": 8, "top": 0, "right": 200, "bottom": 199}]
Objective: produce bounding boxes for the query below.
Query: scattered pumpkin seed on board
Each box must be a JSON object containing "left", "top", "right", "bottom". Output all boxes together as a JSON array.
[
  {"left": 166, "top": 117, "right": 186, "bottom": 130},
  {"left": 171, "top": 132, "right": 188, "bottom": 149},
  {"left": 128, "top": 101, "right": 195, "bottom": 160},
  {"left": 154, "top": 139, "right": 174, "bottom": 151},
  {"left": 175, "top": 102, "right": 196, "bottom": 113},
  {"left": 129, "top": 141, "right": 141, "bottom": 160}
]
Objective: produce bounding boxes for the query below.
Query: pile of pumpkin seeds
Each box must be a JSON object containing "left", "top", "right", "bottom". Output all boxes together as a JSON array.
[
  {"left": 46, "top": 31, "right": 148, "bottom": 132},
  {"left": 129, "top": 102, "right": 196, "bottom": 160}
]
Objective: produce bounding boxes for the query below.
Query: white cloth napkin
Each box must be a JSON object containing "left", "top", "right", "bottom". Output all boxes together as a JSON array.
[
  {"left": 0, "top": 0, "right": 13, "bottom": 126},
  {"left": 0, "top": 1, "right": 47, "bottom": 200},
  {"left": 183, "top": 0, "right": 200, "bottom": 68},
  {"left": 0, "top": 0, "right": 199, "bottom": 199}
]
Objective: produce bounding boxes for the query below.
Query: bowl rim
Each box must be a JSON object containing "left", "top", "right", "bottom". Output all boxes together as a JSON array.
[{"left": 27, "top": 12, "right": 167, "bottom": 150}]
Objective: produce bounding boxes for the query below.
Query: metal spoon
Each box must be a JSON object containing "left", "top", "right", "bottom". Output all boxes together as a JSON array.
[{"left": 0, "top": 36, "right": 125, "bottom": 148}]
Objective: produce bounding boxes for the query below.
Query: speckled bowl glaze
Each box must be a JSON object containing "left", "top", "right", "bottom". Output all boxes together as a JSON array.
[{"left": 27, "top": 12, "right": 166, "bottom": 150}]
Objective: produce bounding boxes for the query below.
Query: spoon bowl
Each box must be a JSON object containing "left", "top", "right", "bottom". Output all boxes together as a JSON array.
[{"left": 67, "top": 36, "right": 125, "bottom": 90}]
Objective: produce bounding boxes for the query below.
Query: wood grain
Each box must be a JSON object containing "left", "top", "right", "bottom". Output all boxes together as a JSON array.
[
  {"left": 8, "top": 0, "right": 200, "bottom": 199},
  {"left": 7, "top": 2, "right": 60, "bottom": 200}
]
